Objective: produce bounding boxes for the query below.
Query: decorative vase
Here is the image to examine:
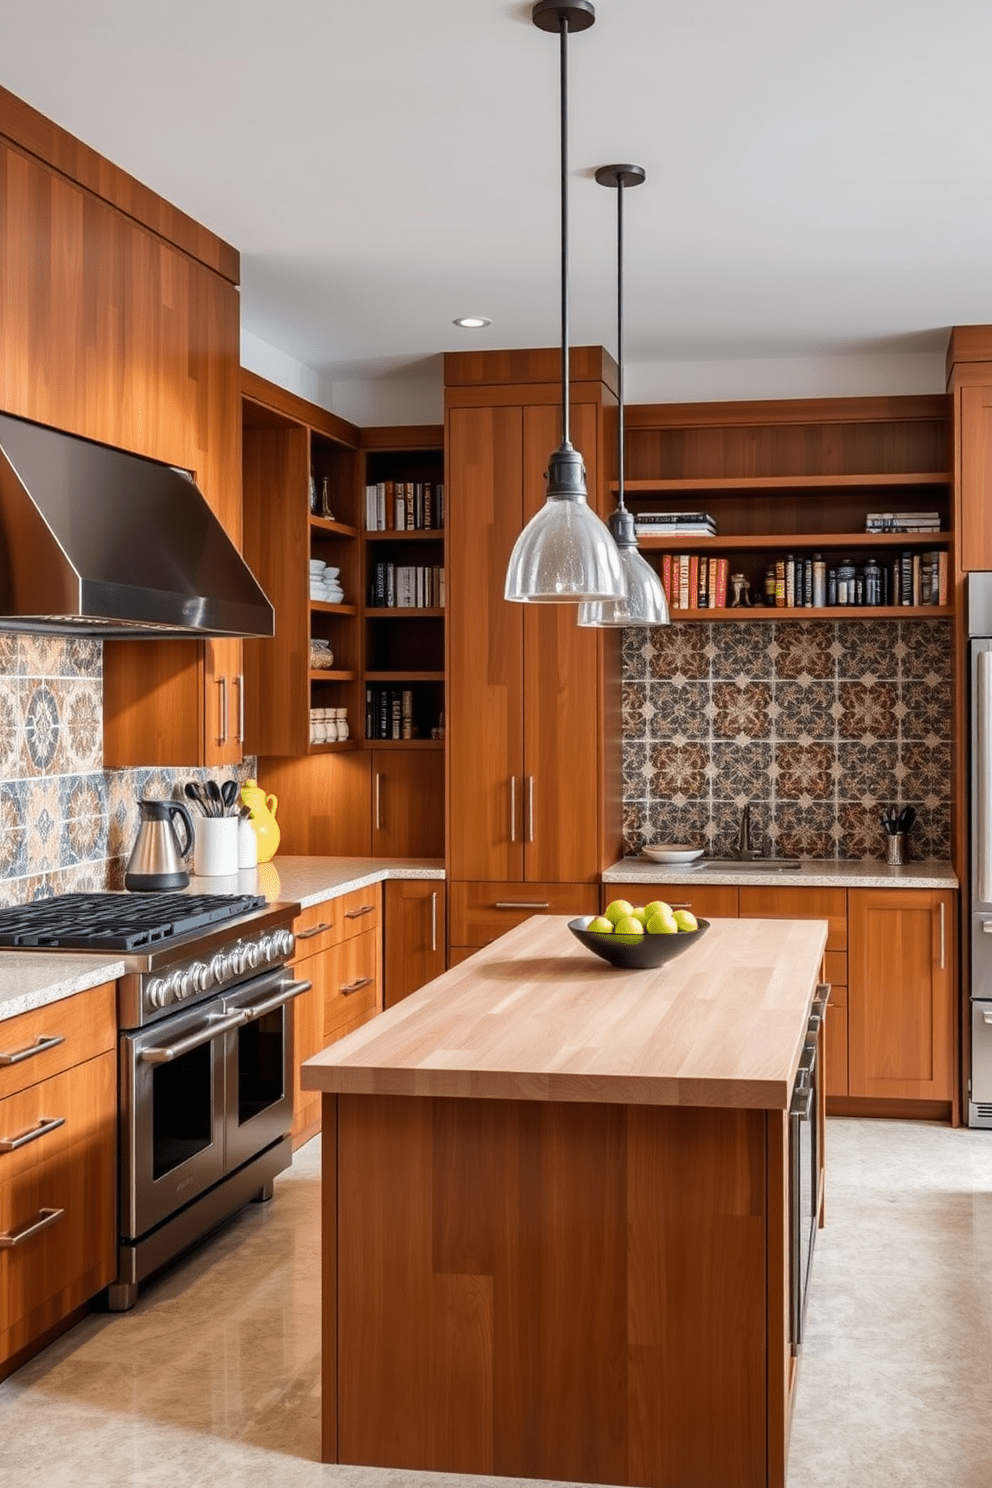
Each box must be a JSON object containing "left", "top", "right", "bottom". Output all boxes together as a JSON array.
[{"left": 240, "top": 778, "right": 281, "bottom": 863}]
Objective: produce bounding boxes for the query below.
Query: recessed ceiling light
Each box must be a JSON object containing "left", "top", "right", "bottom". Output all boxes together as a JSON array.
[{"left": 453, "top": 316, "right": 492, "bottom": 329}]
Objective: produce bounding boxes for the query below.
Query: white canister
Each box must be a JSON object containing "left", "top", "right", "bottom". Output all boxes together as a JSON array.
[
  {"left": 336, "top": 708, "right": 350, "bottom": 741},
  {"left": 193, "top": 816, "right": 239, "bottom": 876},
  {"left": 238, "top": 815, "right": 259, "bottom": 869},
  {"left": 324, "top": 708, "right": 339, "bottom": 743}
]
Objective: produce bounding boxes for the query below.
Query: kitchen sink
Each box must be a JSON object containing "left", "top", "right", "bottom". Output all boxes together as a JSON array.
[{"left": 694, "top": 858, "right": 803, "bottom": 872}]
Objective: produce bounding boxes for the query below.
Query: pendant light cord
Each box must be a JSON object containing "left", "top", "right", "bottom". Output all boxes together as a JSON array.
[
  {"left": 616, "top": 174, "right": 625, "bottom": 512},
  {"left": 558, "top": 15, "right": 571, "bottom": 450}
]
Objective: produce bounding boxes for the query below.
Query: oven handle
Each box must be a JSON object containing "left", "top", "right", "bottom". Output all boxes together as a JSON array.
[
  {"left": 238, "top": 979, "right": 311, "bottom": 1021},
  {"left": 138, "top": 1010, "right": 248, "bottom": 1064},
  {"left": 790, "top": 1083, "right": 814, "bottom": 1120}
]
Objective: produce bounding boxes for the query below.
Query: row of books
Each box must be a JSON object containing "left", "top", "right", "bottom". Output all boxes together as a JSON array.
[
  {"left": 365, "top": 687, "right": 416, "bottom": 741},
  {"left": 369, "top": 563, "right": 445, "bottom": 609},
  {"left": 635, "top": 511, "right": 716, "bottom": 536},
  {"left": 865, "top": 511, "right": 941, "bottom": 533},
  {"left": 365, "top": 481, "right": 445, "bottom": 531},
  {"left": 660, "top": 555, "right": 730, "bottom": 609}
]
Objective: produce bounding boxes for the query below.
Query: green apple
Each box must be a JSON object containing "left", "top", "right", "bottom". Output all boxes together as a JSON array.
[
  {"left": 604, "top": 899, "right": 634, "bottom": 925},
  {"left": 587, "top": 916, "right": 614, "bottom": 934},
  {"left": 673, "top": 909, "right": 698, "bottom": 932},
  {"left": 644, "top": 899, "right": 672, "bottom": 921},
  {"left": 629, "top": 906, "right": 649, "bottom": 925},
  {"left": 612, "top": 914, "right": 645, "bottom": 944},
  {"left": 646, "top": 912, "right": 678, "bottom": 935}
]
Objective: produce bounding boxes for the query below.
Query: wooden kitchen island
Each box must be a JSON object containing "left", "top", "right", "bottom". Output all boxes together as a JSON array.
[{"left": 301, "top": 914, "right": 828, "bottom": 1488}]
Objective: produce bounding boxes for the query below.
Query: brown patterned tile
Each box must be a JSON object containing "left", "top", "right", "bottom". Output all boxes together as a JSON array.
[
  {"left": 622, "top": 740, "right": 650, "bottom": 798},
  {"left": 0, "top": 636, "right": 17, "bottom": 676},
  {"left": 22, "top": 681, "right": 61, "bottom": 772},
  {"left": 834, "top": 742, "right": 898, "bottom": 804},
  {"left": 710, "top": 799, "right": 758, "bottom": 855},
  {"left": 711, "top": 681, "right": 772, "bottom": 740},
  {"left": 898, "top": 621, "right": 953, "bottom": 680},
  {"left": 774, "top": 621, "right": 838, "bottom": 679},
  {"left": 53, "top": 681, "right": 102, "bottom": 773},
  {"left": 834, "top": 620, "right": 900, "bottom": 679},
  {"left": 774, "top": 681, "right": 836, "bottom": 741},
  {"left": 837, "top": 680, "right": 898, "bottom": 742},
  {"left": 643, "top": 800, "right": 709, "bottom": 852},
  {"left": 621, "top": 629, "right": 652, "bottom": 679},
  {"left": 773, "top": 802, "right": 836, "bottom": 859},
  {"left": 648, "top": 741, "right": 710, "bottom": 800},
  {"left": 899, "top": 680, "right": 953, "bottom": 739},
  {"left": 709, "top": 742, "right": 772, "bottom": 801},
  {"left": 899, "top": 740, "right": 953, "bottom": 804},
  {"left": 17, "top": 635, "right": 64, "bottom": 678},
  {"left": 647, "top": 624, "right": 709, "bottom": 680},
  {"left": 622, "top": 682, "right": 649, "bottom": 736},
  {"left": 836, "top": 803, "right": 889, "bottom": 860},
  {"left": 0, "top": 677, "right": 25, "bottom": 779},
  {"left": 23, "top": 778, "right": 63, "bottom": 873},
  {"left": 708, "top": 623, "right": 772, "bottom": 681},
  {"left": 647, "top": 679, "right": 710, "bottom": 740},
  {"left": 64, "top": 638, "right": 102, "bottom": 678},
  {"left": 774, "top": 743, "right": 836, "bottom": 803}
]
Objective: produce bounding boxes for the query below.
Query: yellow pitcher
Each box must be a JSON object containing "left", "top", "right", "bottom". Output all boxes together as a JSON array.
[{"left": 240, "top": 778, "right": 280, "bottom": 863}]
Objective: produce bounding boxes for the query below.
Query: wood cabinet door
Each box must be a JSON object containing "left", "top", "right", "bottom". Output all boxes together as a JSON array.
[
  {"left": 204, "top": 639, "right": 244, "bottom": 766},
  {"left": 384, "top": 880, "right": 446, "bottom": 1008},
  {"left": 521, "top": 401, "right": 602, "bottom": 883},
  {"left": 959, "top": 384, "right": 992, "bottom": 573},
  {"left": 447, "top": 404, "right": 525, "bottom": 881},
  {"left": 848, "top": 889, "right": 955, "bottom": 1101},
  {"left": 371, "top": 750, "right": 445, "bottom": 858}
]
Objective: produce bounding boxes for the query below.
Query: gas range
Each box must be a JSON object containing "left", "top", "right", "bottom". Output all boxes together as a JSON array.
[{"left": 0, "top": 891, "right": 300, "bottom": 1028}]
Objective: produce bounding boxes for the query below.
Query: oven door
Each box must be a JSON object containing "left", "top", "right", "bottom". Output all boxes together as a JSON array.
[
  {"left": 788, "top": 1036, "right": 819, "bottom": 1356},
  {"left": 221, "top": 968, "right": 311, "bottom": 1173},
  {"left": 120, "top": 994, "right": 243, "bottom": 1240}
]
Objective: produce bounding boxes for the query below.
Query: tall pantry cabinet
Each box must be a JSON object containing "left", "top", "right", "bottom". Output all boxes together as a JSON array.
[{"left": 444, "top": 350, "right": 623, "bottom": 959}]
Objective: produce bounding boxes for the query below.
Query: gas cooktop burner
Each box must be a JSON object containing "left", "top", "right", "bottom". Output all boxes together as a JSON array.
[{"left": 0, "top": 892, "right": 268, "bottom": 952}]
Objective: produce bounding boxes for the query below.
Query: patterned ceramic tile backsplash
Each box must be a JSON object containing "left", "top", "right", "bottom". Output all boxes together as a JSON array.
[
  {"left": 621, "top": 619, "right": 953, "bottom": 862},
  {"left": 0, "top": 635, "right": 254, "bottom": 904}
]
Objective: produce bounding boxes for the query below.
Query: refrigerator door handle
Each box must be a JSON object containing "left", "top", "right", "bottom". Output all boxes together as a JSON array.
[{"left": 978, "top": 651, "right": 992, "bottom": 904}]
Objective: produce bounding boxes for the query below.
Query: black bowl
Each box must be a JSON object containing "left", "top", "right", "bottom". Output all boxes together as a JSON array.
[{"left": 568, "top": 915, "right": 710, "bottom": 970}]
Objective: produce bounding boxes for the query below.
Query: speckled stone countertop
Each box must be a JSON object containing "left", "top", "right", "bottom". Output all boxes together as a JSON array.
[
  {"left": 603, "top": 857, "right": 959, "bottom": 889},
  {"left": 0, "top": 857, "right": 444, "bottom": 1024}
]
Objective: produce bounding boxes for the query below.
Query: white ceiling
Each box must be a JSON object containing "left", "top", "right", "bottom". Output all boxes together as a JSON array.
[{"left": 2, "top": 0, "right": 991, "bottom": 411}]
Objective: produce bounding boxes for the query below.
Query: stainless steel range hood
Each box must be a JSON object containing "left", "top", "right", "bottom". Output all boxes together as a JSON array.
[{"left": 0, "top": 411, "right": 275, "bottom": 639}]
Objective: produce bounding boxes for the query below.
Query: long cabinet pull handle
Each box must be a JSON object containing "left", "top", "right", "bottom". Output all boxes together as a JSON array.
[
  {"left": 939, "top": 902, "right": 946, "bottom": 971},
  {"left": 495, "top": 901, "right": 551, "bottom": 910},
  {"left": 218, "top": 676, "right": 229, "bottom": 746},
  {"left": 510, "top": 777, "right": 517, "bottom": 843},
  {"left": 344, "top": 905, "right": 375, "bottom": 919},
  {"left": 0, "top": 1207, "right": 64, "bottom": 1249},
  {"left": 236, "top": 674, "right": 245, "bottom": 744},
  {"left": 375, "top": 772, "right": 382, "bottom": 832},
  {"left": 0, "top": 1115, "right": 66, "bottom": 1153},
  {"left": 340, "top": 976, "right": 373, "bottom": 996},
  {"left": 297, "top": 921, "right": 332, "bottom": 940},
  {"left": 0, "top": 1033, "right": 65, "bottom": 1067},
  {"left": 528, "top": 776, "right": 535, "bottom": 843},
  {"left": 431, "top": 891, "right": 438, "bottom": 953},
  {"left": 980, "top": 652, "right": 992, "bottom": 904}
]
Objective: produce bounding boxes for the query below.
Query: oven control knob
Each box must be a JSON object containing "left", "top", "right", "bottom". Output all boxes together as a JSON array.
[
  {"left": 275, "top": 930, "right": 295, "bottom": 959},
  {"left": 234, "top": 945, "right": 251, "bottom": 976},
  {"left": 210, "top": 952, "right": 229, "bottom": 986},
  {"left": 190, "top": 962, "right": 210, "bottom": 993},
  {"left": 165, "top": 971, "right": 184, "bottom": 1004},
  {"left": 246, "top": 942, "right": 262, "bottom": 970},
  {"left": 146, "top": 977, "right": 167, "bottom": 1009},
  {"left": 257, "top": 934, "right": 274, "bottom": 963}
]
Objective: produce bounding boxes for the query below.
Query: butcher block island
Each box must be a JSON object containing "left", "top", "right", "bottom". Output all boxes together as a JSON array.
[{"left": 302, "top": 913, "right": 829, "bottom": 1488}]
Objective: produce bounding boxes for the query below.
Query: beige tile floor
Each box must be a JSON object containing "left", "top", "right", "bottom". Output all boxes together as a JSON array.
[{"left": 0, "top": 1119, "right": 990, "bottom": 1487}]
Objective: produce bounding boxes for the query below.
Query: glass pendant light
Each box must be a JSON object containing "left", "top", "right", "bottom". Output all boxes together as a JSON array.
[
  {"left": 578, "top": 164, "right": 670, "bottom": 628},
  {"left": 504, "top": 1, "right": 625, "bottom": 605}
]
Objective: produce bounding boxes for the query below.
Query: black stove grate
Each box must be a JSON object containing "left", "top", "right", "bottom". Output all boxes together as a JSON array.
[{"left": 0, "top": 892, "right": 268, "bottom": 952}]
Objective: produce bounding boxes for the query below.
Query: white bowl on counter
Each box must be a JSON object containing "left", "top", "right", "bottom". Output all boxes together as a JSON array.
[{"left": 642, "top": 844, "right": 705, "bottom": 864}]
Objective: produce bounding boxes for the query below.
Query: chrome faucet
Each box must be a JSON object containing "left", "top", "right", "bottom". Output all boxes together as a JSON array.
[{"left": 733, "top": 804, "right": 762, "bottom": 861}]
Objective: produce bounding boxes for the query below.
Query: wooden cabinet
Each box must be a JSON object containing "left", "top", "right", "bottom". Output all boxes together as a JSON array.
[
  {"left": 604, "top": 881, "right": 740, "bottom": 920},
  {"left": 371, "top": 749, "right": 445, "bottom": 858},
  {"left": 848, "top": 888, "right": 955, "bottom": 1104},
  {"left": 0, "top": 982, "right": 117, "bottom": 1378},
  {"left": 384, "top": 880, "right": 446, "bottom": 1008},
  {"left": 450, "top": 881, "right": 599, "bottom": 949},
  {"left": 289, "top": 887, "right": 383, "bottom": 1148}
]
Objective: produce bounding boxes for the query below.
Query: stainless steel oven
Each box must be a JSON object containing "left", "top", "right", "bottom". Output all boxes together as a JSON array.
[{"left": 789, "top": 984, "right": 827, "bottom": 1356}]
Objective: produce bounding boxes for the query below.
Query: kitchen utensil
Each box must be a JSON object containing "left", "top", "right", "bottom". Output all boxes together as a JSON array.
[
  {"left": 125, "top": 798, "right": 194, "bottom": 891},
  {"left": 221, "top": 779, "right": 239, "bottom": 813},
  {"left": 568, "top": 915, "right": 709, "bottom": 970},
  {"left": 184, "top": 781, "right": 207, "bottom": 816},
  {"left": 642, "top": 844, "right": 705, "bottom": 864},
  {"left": 205, "top": 780, "right": 224, "bottom": 817},
  {"left": 192, "top": 816, "right": 239, "bottom": 877},
  {"left": 886, "top": 833, "right": 906, "bottom": 866},
  {"left": 881, "top": 806, "right": 900, "bottom": 835},
  {"left": 897, "top": 805, "right": 917, "bottom": 835}
]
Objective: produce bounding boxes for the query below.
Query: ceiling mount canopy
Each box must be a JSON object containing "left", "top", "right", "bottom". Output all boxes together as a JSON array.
[
  {"left": 578, "top": 162, "right": 670, "bottom": 629},
  {"left": 504, "top": 0, "right": 626, "bottom": 606}
]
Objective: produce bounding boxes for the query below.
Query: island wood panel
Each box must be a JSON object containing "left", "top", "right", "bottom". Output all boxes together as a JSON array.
[
  {"left": 0, "top": 982, "right": 116, "bottom": 1101},
  {"left": 521, "top": 401, "right": 603, "bottom": 883},
  {"left": 605, "top": 882, "right": 740, "bottom": 919},
  {"left": 384, "top": 880, "right": 446, "bottom": 1008},
  {"left": 446, "top": 403, "right": 525, "bottom": 882},
  {"left": 848, "top": 888, "right": 955, "bottom": 1102},
  {"left": 325, "top": 1090, "right": 770, "bottom": 1488},
  {"left": 0, "top": 1048, "right": 116, "bottom": 1374},
  {"left": 370, "top": 749, "right": 445, "bottom": 859},
  {"left": 254, "top": 753, "right": 373, "bottom": 857}
]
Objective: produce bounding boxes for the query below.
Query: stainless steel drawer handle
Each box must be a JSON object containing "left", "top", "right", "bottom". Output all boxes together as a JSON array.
[
  {"left": 139, "top": 1010, "right": 247, "bottom": 1064},
  {"left": 0, "top": 1033, "right": 65, "bottom": 1067},
  {"left": 939, "top": 902, "right": 946, "bottom": 971},
  {"left": 340, "top": 976, "right": 373, "bottom": 996},
  {"left": 495, "top": 901, "right": 551, "bottom": 910},
  {"left": 0, "top": 1115, "right": 66, "bottom": 1153},
  {"left": 527, "top": 775, "right": 535, "bottom": 843},
  {"left": 236, "top": 673, "right": 245, "bottom": 745},
  {"left": 431, "top": 891, "right": 438, "bottom": 954},
  {"left": 0, "top": 1206, "right": 64, "bottom": 1248},
  {"left": 510, "top": 777, "right": 517, "bottom": 843},
  {"left": 789, "top": 1085, "right": 814, "bottom": 1120},
  {"left": 218, "top": 676, "right": 229, "bottom": 746},
  {"left": 983, "top": 1011, "right": 992, "bottom": 1025},
  {"left": 344, "top": 905, "right": 375, "bottom": 919},
  {"left": 297, "top": 921, "right": 332, "bottom": 940},
  {"left": 239, "top": 980, "right": 311, "bottom": 1020}
]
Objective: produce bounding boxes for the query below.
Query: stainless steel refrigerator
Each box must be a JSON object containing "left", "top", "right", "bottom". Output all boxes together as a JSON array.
[{"left": 968, "top": 573, "right": 992, "bottom": 1125}]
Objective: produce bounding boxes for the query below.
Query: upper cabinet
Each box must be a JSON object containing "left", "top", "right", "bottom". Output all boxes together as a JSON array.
[
  {"left": 947, "top": 327, "right": 992, "bottom": 574},
  {"left": 0, "top": 87, "right": 246, "bottom": 768}
]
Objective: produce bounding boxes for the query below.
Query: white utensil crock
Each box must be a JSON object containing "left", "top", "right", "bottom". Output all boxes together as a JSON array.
[{"left": 193, "top": 816, "right": 239, "bottom": 876}]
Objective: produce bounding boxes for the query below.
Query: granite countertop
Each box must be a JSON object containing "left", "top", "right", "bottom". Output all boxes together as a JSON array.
[
  {"left": 603, "top": 857, "right": 959, "bottom": 889},
  {"left": 302, "top": 914, "right": 828, "bottom": 1111},
  {"left": 0, "top": 856, "right": 445, "bottom": 1025}
]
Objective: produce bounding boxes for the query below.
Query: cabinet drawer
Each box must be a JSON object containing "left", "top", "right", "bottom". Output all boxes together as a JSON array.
[
  {"left": 823, "top": 950, "right": 847, "bottom": 988},
  {"left": 824, "top": 987, "right": 849, "bottom": 1099},
  {"left": 450, "top": 881, "right": 599, "bottom": 949},
  {"left": 1, "top": 1049, "right": 116, "bottom": 1367},
  {"left": 293, "top": 884, "right": 382, "bottom": 960},
  {"left": 323, "top": 929, "right": 381, "bottom": 1043},
  {"left": 738, "top": 887, "right": 847, "bottom": 951},
  {"left": 604, "top": 882, "right": 739, "bottom": 920},
  {"left": 0, "top": 982, "right": 116, "bottom": 1102}
]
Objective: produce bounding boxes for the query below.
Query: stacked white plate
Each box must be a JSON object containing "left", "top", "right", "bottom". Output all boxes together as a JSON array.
[{"left": 309, "top": 561, "right": 344, "bottom": 603}]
